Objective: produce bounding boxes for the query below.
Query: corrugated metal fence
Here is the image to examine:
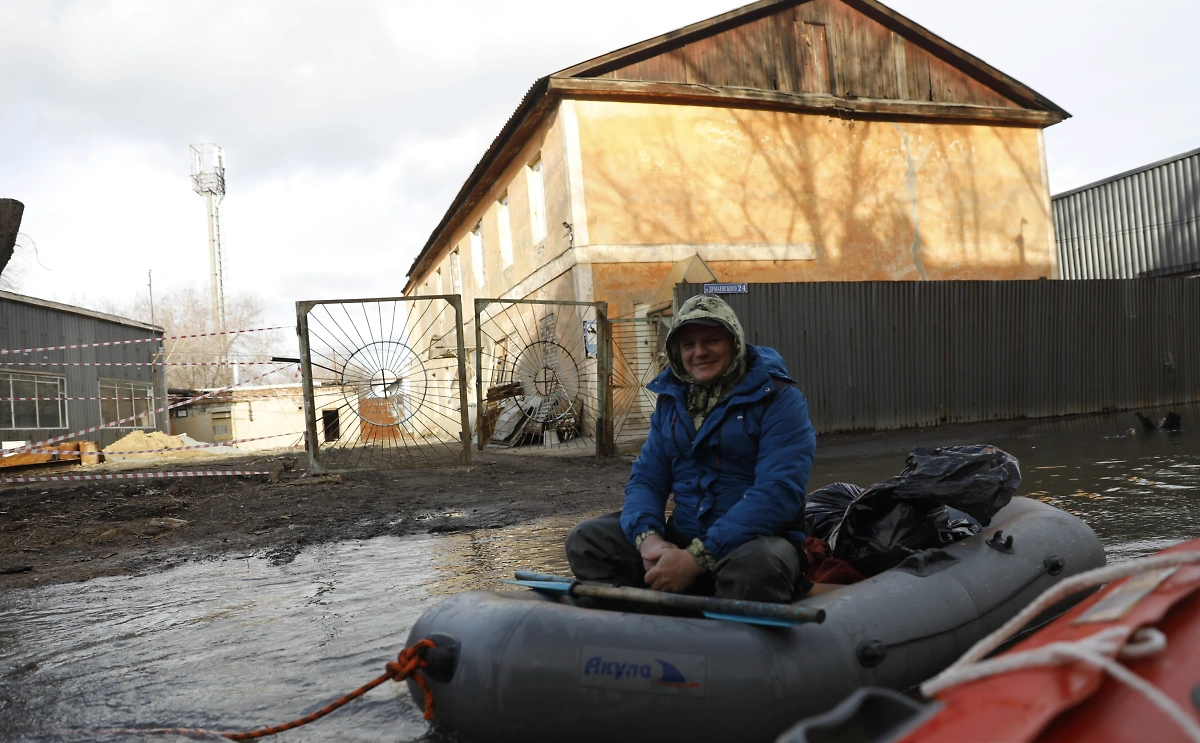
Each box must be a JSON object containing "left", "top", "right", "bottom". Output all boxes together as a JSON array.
[
  {"left": 1053, "top": 147, "right": 1200, "bottom": 279},
  {"left": 678, "top": 280, "right": 1200, "bottom": 434}
]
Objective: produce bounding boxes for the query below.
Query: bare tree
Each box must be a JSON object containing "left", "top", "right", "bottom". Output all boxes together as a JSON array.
[{"left": 100, "top": 283, "right": 291, "bottom": 389}]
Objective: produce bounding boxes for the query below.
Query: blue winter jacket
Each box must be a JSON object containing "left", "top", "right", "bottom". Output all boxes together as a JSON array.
[{"left": 621, "top": 344, "right": 817, "bottom": 559}]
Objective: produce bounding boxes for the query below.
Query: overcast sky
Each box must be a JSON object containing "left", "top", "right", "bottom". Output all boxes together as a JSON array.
[{"left": 2, "top": 0, "right": 1197, "bottom": 338}]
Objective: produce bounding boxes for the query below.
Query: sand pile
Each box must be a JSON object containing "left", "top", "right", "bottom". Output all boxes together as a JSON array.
[{"left": 103, "top": 430, "right": 223, "bottom": 459}]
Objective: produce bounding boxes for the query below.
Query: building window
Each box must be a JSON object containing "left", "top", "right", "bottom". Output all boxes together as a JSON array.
[
  {"left": 99, "top": 380, "right": 155, "bottom": 429},
  {"left": 449, "top": 250, "right": 462, "bottom": 295},
  {"left": 436, "top": 267, "right": 443, "bottom": 295},
  {"left": 470, "top": 222, "right": 486, "bottom": 288},
  {"left": 0, "top": 372, "right": 66, "bottom": 429},
  {"left": 498, "top": 194, "right": 513, "bottom": 268},
  {"left": 527, "top": 157, "right": 547, "bottom": 244}
]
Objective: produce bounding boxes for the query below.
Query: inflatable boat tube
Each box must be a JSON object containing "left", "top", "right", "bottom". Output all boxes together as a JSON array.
[{"left": 404, "top": 498, "right": 1105, "bottom": 742}]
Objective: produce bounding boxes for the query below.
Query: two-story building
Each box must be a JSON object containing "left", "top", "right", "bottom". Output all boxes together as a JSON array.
[{"left": 404, "top": 0, "right": 1069, "bottom": 321}]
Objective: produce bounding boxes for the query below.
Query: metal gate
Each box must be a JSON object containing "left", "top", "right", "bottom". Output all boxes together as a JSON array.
[
  {"left": 474, "top": 299, "right": 611, "bottom": 456},
  {"left": 610, "top": 317, "right": 668, "bottom": 454},
  {"left": 297, "top": 295, "right": 470, "bottom": 472}
]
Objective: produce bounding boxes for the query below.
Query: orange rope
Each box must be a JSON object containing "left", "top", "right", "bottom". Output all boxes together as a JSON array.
[
  {"left": 223, "top": 638, "right": 438, "bottom": 740},
  {"left": 53, "top": 639, "right": 440, "bottom": 740}
]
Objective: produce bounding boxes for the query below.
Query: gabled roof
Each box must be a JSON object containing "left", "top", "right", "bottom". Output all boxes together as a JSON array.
[
  {"left": 554, "top": 0, "right": 1066, "bottom": 114},
  {"left": 405, "top": 0, "right": 1069, "bottom": 288}
]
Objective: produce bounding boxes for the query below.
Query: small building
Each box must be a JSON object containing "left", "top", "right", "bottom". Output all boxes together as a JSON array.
[
  {"left": 0, "top": 290, "right": 164, "bottom": 449},
  {"left": 1053, "top": 146, "right": 1200, "bottom": 279},
  {"left": 169, "top": 383, "right": 310, "bottom": 451},
  {"left": 403, "top": 0, "right": 1070, "bottom": 319}
]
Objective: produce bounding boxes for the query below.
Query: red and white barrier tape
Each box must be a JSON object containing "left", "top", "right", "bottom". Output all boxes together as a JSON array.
[
  {"left": 5, "top": 432, "right": 304, "bottom": 457},
  {"left": 0, "top": 325, "right": 288, "bottom": 355},
  {"left": 7, "top": 363, "right": 297, "bottom": 455},
  {"left": 0, "top": 361, "right": 288, "bottom": 367},
  {"left": 0, "top": 393, "right": 302, "bottom": 401},
  {"left": 1, "top": 470, "right": 273, "bottom": 484},
  {"left": 0, "top": 396, "right": 119, "bottom": 401}
]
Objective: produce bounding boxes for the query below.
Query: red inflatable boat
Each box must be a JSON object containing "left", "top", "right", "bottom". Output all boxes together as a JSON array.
[{"left": 779, "top": 538, "right": 1200, "bottom": 743}]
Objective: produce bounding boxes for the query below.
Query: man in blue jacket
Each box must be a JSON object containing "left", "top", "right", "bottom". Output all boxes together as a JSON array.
[{"left": 566, "top": 294, "right": 817, "bottom": 603}]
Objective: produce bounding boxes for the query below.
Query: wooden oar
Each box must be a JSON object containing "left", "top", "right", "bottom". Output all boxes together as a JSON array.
[{"left": 507, "top": 570, "right": 825, "bottom": 626}]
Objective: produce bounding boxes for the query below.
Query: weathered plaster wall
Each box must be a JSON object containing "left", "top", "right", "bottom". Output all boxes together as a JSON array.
[
  {"left": 169, "top": 388, "right": 312, "bottom": 450},
  {"left": 411, "top": 107, "right": 574, "bottom": 311},
  {"left": 528, "top": 265, "right": 584, "bottom": 303},
  {"left": 574, "top": 99, "right": 1055, "bottom": 300},
  {"left": 592, "top": 262, "right": 678, "bottom": 319},
  {"left": 226, "top": 390, "right": 308, "bottom": 451}
]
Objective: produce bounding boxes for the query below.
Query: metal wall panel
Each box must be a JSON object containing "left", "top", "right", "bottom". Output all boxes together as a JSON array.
[
  {"left": 0, "top": 294, "right": 163, "bottom": 448},
  {"left": 678, "top": 281, "right": 1200, "bottom": 434},
  {"left": 1054, "top": 147, "right": 1200, "bottom": 278}
]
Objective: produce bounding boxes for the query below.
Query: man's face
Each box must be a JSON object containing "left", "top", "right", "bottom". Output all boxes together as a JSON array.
[{"left": 677, "top": 323, "right": 735, "bottom": 386}]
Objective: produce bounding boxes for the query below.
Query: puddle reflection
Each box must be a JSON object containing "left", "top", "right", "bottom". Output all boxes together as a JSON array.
[{"left": 1, "top": 405, "right": 1197, "bottom": 741}]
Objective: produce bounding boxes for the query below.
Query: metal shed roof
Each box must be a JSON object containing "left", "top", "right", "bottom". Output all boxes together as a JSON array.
[
  {"left": 0, "top": 290, "right": 163, "bottom": 334},
  {"left": 1053, "top": 145, "right": 1200, "bottom": 200},
  {"left": 1052, "top": 145, "right": 1200, "bottom": 279}
]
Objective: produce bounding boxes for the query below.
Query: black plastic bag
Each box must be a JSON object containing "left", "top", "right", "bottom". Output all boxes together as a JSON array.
[
  {"left": 804, "top": 482, "right": 864, "bottom": 541},
  {"left": 829, "top": 445, "right": 1021, "bottom": 577}
]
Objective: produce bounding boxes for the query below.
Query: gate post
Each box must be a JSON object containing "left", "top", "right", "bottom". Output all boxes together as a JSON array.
[
  {"left": 451, "top": 294, "right": 472, "bottom": 465},
  {"left": 474, "top": 298, "right": 486, "bottom": 451},
  {"left": 595, "top": 302, "right": 614, "bottom": 457},
  {"left": 296, "top": 301, "right": 323, "bottom": 473}
]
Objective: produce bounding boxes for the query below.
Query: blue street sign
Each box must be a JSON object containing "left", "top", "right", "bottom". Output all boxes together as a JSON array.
[{"left": 703, "top": 283, "right": 749, "bottom": 294}]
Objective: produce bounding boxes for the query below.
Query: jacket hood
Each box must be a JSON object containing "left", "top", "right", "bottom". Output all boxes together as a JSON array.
[
  {"left": 665, "top": 294, "right": 746, "bottom": 383},
  {"left": 748, "top": 344, "right": 794, "bottom": 383}
]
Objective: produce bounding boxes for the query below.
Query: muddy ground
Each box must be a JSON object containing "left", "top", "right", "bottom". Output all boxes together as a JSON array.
[
  {"left": 0, "top": 450, "right": 632, "bottom": 589},
  {"left": 5, "top": 410, "right": 1162, "bottom": 591}
]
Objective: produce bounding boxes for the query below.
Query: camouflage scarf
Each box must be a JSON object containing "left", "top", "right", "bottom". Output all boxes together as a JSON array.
[{"left": 666, "top": 294, "right": 748, "bottom": 431}]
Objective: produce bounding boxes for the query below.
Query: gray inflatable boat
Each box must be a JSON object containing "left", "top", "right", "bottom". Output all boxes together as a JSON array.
[{"left": 404, "top": 497, "right": 1104, "bottom": 742}]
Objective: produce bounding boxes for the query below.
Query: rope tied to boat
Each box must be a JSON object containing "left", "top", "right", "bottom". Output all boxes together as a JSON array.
[
  {"left": 921, "top": 550, "right": 1200, "bottom": 742},
  {"left": 57, "top": 638, "right": 442, "bottom": 740},
  {"left": 223, "top": 637, "right": 440, "bottom": 740}
]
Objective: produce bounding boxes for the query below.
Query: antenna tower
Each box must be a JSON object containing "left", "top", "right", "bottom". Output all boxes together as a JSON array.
[{"left": 189, "top": 144, "right": 227, "bottom": 333}]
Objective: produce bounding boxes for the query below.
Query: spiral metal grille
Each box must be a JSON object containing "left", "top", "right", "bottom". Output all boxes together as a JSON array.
[
  {"left": 299, "top": 296, "right": 469, "bottom": 471},
  {"left": 475, "top": 299, "right": 605, "bottom": 453},
  {"left": 508, "top": 340, "right": 581, "bottom": 426}
]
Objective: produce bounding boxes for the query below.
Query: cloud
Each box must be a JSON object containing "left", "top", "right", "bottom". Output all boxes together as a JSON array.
[
  {"left": 0, "top": 1, "right": 734, "bottom": 176},
  {"left": 0, "top": 0, "right": 740, "bottom": 332},
  {"left": 1, "top": 0, "right": 1198, "bottom": 335},
  {"left": 885, "top": 0, "right": 1200, "bottom": 193}
]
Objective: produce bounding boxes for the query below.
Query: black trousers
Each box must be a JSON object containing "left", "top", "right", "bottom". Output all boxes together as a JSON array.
[{"left": 565, "top": 512, "right": 805, "bottom": 603}]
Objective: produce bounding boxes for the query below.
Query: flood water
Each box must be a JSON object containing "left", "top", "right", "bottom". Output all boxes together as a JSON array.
[{"left": 2, "top": 405, "right": 1198, "bottom": 742}]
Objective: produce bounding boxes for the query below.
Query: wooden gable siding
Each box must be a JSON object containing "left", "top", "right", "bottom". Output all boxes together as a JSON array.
[{"left": 594, "top": 0, "right": 1018, "bottom": 108}]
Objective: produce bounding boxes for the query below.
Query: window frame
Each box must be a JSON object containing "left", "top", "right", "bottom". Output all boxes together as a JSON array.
[
  {"left": 527, "top": 156, "right": 547, "bottom": 244},
  {"left": 449, "top": 249, "right": 463, "bottom": 295},
  {"left": 497, "top": 194, "right": 513, "bottom": 268},
  {"left": 470, "top": 222, "right": 486, "bottom": 288},
  {"left": 0, "top": 371, "right": 67, "bottom": 430},
  {"left": 98, "top": 378, "right": 156, "bottom": 430}
]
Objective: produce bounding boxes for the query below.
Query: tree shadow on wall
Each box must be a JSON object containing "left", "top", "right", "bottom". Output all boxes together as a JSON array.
[{"left": 581, "top": 104, "right": 1045, "bottom": 280}]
